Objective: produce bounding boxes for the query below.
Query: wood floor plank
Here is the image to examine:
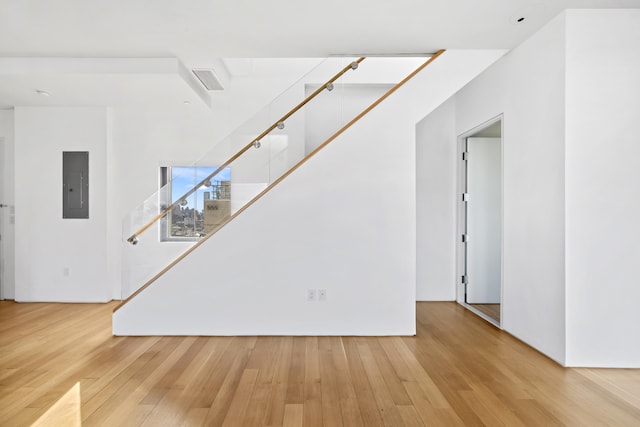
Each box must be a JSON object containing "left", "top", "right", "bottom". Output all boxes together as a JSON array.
[
  {"left": 356, "top": 341, "right": 406, "bottom": 427},
  {"left": 263, "top": 336, "right": 293, "bottom": 427},
  {"left": 282, "top": 403, "right": 303, "bottom": 427},
  {"left": 178, "top": 336, "right": 234, "bottom": 410},
  {"left": 368, "top": 338, "right": 413, "bottom": 406},
  {"left": 389, "top": 337, "right": 451, "bottom": 410},
  {"left": 329, "top": 337, "right": 364, "bottom": 427},
  {"left": 318, "top": 337, "right": 344, "bottom": 427},
  {"left": 402, "top": 380, "right": 465, "bottom": 426},
  {"left": 342, "top": 338, "right": 385, "bottom": 427},
  {"left": 242, "top": 337, "right": 289, "bottom": 426},
  {"left": 181, "top": 407, "right": 208, "bottom": 426},
  {"left": 220, "top": 368, "right": 259, "bottom": 427},
  {"left": 80, "top": 338, "right": 162, "bottom": 420},
  {"left": 285, "top": 337, "right": 306, "bottom": 406},
  {"left": 135, "top": 338, "right": 216, "bottom": 426},
  {"left": 302, "top": 337, "right": 323, "bottom": 427},
  {"left": 577, "top": 368, "right": 640, "bottom": 409},
  {"left": 201, "top": 342, "right": 253, "bottom": 426},
  {"left": 83, "top": 336, "right": 193, "bottom": 426},
  {"left": 1, "top": 301, "right": 639, "bottom": 426},
  {"left": 139, "top": 336, "right": 199, "bottom": 404},
  {"left": 396, "top": 404, "right": 426, "bottom": 427},
  {"left": 460, "top": 382, "right": 527, "bottom": 426}
]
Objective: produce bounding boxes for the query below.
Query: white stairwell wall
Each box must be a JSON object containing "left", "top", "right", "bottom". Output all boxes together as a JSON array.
[{"left": 113, "top": 50, "right": 506, "bottom": 335}]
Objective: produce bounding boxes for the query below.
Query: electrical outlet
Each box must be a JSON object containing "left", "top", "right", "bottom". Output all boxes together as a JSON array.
[
  {"left": 307, "top": 289, "right": 316, "bottom": 302},
  {"left": 318, "top": 289, "right": 327, "bottom": 302}
]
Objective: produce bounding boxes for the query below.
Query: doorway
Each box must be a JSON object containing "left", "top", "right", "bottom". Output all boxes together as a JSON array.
[{"left": 459, "top": 117, "right": 502, "bottom": 325}]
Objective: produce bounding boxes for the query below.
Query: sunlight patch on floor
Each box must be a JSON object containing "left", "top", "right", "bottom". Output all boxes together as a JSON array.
[{"left": 32, "top": 382, "right": 81, "bottom": 427}]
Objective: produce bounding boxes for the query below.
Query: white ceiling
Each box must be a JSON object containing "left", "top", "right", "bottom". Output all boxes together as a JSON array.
[
  {"left": 1, "top": 0, "right": 639, "bottom": 109},
  {"left": 0, "top": 57, "right": 211, "bottom": 109}
]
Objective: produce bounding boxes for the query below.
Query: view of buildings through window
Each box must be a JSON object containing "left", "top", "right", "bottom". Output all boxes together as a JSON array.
[{"left": 162, "top": 166, "right": 231, "bottom": 239}]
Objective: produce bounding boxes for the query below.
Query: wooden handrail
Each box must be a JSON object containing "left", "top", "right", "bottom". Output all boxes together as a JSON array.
[
  {"left": 126, "top": 57, "right": 365, "bottom": 244},
  {"left": 114, "top": 50, "right": 445, "bottom": 312}
]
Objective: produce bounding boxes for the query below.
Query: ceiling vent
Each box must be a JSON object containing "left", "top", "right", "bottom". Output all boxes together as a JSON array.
[{"left": 192, "top": 69, "right": 224, "bottom": 91}]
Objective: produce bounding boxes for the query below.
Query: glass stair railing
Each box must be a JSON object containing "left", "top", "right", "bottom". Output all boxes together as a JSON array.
[{"left": 117, "top": 50, "right": 445, "bottom": 307}]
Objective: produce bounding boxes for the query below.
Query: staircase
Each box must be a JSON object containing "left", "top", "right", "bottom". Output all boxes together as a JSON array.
[{"left": 113, "top": 50, "right": 463, "bottom": 335}]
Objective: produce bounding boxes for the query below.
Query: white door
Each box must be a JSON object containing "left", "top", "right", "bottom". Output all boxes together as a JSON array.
[{"left": 466, "top": 137, "right": 501, "bottom": 304}]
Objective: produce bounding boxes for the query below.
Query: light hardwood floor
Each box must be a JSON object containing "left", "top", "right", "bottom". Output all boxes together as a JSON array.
[
  {"left": 1, "top": 301, "right": 639, "bottom": 426},
  {"left": 469, "top": 303, "right": 500, "bottom": 323}
]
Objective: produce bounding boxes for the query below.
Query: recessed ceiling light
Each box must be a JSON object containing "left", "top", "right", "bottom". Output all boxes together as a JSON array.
[
  {"left": 183, "top": 100, "right": 191, "bottom": 105},
  {"left": 35, "top": 89, "right": 51, "bottom": 97},
  {"left": 510, "top": 5, "right": 540, "bottom": 25}
]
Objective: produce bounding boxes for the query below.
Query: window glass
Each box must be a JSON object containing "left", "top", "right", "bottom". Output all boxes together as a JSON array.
[{"left": 161, "top": 166, "right": 231, "bottom": 240}]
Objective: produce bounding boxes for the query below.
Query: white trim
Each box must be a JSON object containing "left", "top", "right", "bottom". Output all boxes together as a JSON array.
[{"left": 456, "top": 114, "right": 504, "bottom": 328}]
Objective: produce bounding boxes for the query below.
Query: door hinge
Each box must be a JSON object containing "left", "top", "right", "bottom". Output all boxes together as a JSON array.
[
  {"left": 461, "top": 234, "right": 468, "bottom": 243},
  {"left": 462, "top": 193, "right": 469, "bottom": 202},
  {"left": 462, "top": 151, "right": 468, "bottom": 161},
  {"left": 461, "top": 275, "right": 467, "bottom": 284}
]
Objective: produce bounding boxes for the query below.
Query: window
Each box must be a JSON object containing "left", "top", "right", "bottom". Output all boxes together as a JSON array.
[{"left": 160, "top": 166, "right": 231, "bottom": 241}]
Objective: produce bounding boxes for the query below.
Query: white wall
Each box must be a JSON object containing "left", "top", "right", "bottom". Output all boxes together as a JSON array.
[
  {"left": 462, "top": 14, "right": 568, "bottom": 365},
  {"left": 14, "top": 107, "right": 111, "bottom": 302},
  {"left": 415, "top": 98, "right": 457, "bottom": 301},
  {"left": 113, "top": 50, "right": 507, "bottom": 335},
  {"left": 0, "top": 109, "right": 15, "bottom": 299},
  {"left": 111, "top": 59, "right": 336, "bottom": 300},
  {"left": 416, "top": 9, "right": 640, "bottom": 367},
  {"left": 114, "top": 82, "right": 419, "bottom": 335},
  {"left": 417, "top": 14, "right": 568, "bottom": 364},
  {"left": 111, "top": 107, "right": 221, "bottom": 300},
  {"left": 304, "top": 84, "right": 391, "bottom": 154},
  {"left": 7, "top": 58, "right": 437, "bottom": 303},
  {"left": 115, "top": 54, "right": 505, "bottom": 302},
  {"left": 564, "top": 10, "right": 640, "bottom": 367},
  {"left": 415, "top": 51, "right": 522, "bottom": 304}
]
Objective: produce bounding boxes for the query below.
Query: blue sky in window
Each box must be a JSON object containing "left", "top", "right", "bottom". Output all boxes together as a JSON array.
[{"left": 171, "top": 166, "right": 231, "bottom": 211}]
